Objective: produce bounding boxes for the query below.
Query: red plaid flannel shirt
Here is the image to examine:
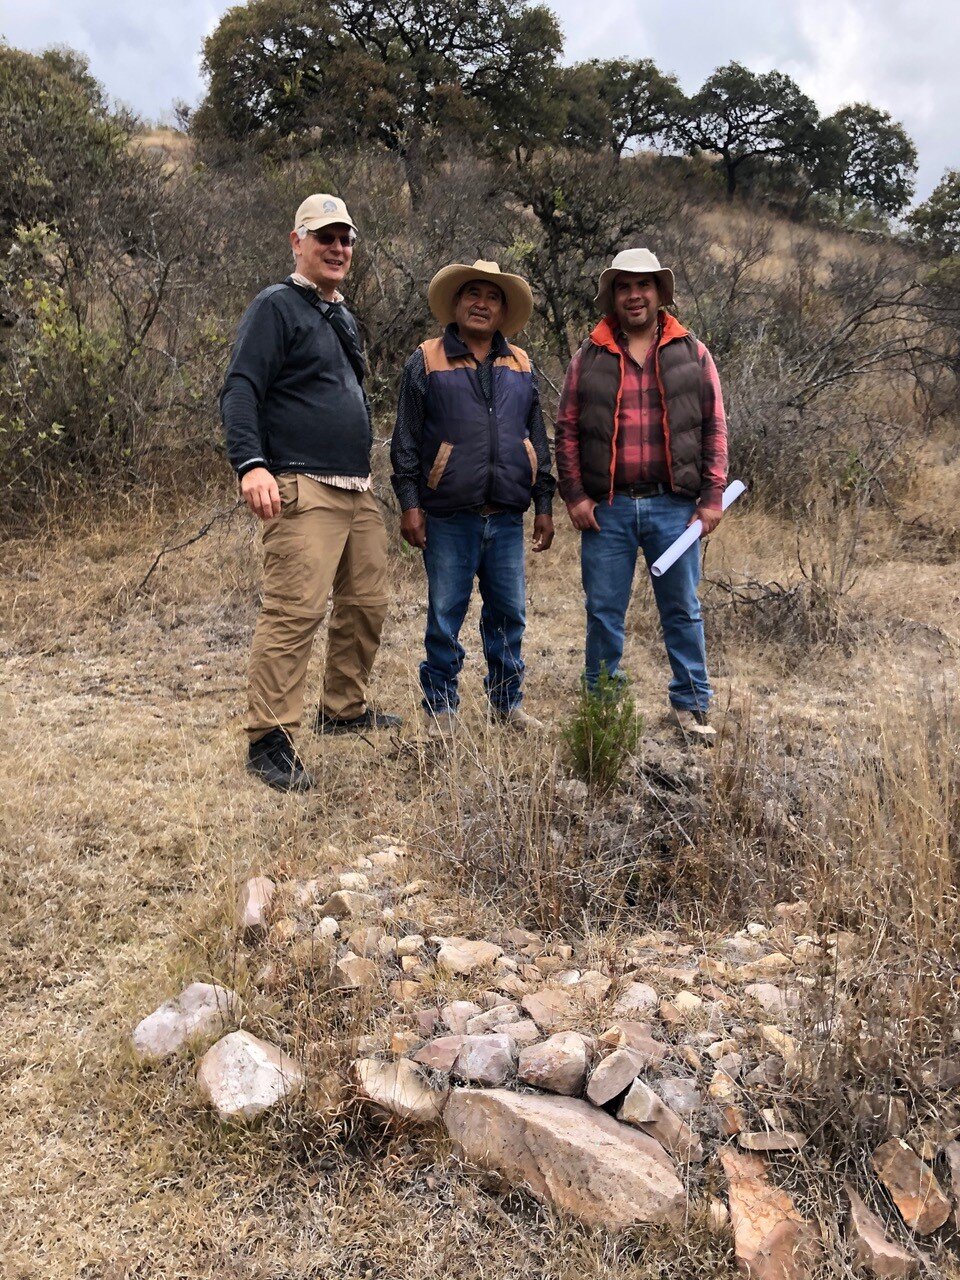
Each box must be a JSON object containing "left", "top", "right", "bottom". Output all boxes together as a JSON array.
[{"left": 555, "top": 317, "right": 728, "bottom": 509}]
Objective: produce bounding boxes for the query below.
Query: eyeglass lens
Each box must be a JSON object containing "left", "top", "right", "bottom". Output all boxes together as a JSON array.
[{"left": 313, "top": 231, "right": 354, "bottom": 247}]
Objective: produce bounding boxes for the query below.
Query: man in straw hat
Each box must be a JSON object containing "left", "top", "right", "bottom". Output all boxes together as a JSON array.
[
  {"left": 390, "top": 260, "right": 556, "bottom": 735},
  {"left": 222, "top": 193, "right": 400, "bottom": 792},
  {"left": 555, "top": 248, "right": 728, "bottom": 741}
]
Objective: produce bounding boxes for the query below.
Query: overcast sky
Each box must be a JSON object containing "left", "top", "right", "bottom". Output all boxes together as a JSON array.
[{"left": 1, "top": 0, "right": 953, "bottom": 202}]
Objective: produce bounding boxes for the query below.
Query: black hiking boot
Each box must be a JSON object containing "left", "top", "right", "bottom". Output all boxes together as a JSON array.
[
  {"left": 247, "top": 728, "right": 314, "bottom": 792},
  {"left": 314, "top": 706, "right": 402, "bottom": 735}
]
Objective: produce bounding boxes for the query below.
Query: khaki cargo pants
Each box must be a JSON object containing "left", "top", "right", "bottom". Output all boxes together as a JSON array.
[{"left": 247, "top": 474, "right": 389, "bottom": 742}]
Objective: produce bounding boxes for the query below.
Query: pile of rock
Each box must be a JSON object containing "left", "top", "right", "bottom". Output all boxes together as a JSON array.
[{"left": 131, "top": 854, "right": 955, "bottom": 1277}]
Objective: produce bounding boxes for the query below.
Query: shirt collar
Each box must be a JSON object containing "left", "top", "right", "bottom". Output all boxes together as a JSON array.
[
  {"left": 289, "top": 273, "right": 345, "bottom": 304},
  {"left": 443, "top": 322, "right": 511, "bottom": 361}
]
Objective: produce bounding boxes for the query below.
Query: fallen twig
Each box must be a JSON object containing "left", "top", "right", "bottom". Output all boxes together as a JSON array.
[{"left": 133, "top": 499, "right": 243, "bottom": 594}]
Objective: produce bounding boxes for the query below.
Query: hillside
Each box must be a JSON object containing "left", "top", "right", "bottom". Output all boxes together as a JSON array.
[{"left": 3, "top": 428, "right": 960, "bottom": 1276}]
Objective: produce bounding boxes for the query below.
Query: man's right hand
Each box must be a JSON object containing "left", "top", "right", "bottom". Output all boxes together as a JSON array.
[
  {"left": 567, "top": 497, "right": 600, "bottom": 532},
  {"left": 240, "top": 467, "right": 281, "bottom": 521},
  {"left": 401, "top": 507, "right": 427, "bottom": 549}
]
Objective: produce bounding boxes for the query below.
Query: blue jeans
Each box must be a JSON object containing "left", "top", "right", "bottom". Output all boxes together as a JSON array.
[
  {"left": 421, "top": 510, "right": 526, "bottom": 714},
  {"left": 580, "top": 492, "right": 712, "bottom": 712}
]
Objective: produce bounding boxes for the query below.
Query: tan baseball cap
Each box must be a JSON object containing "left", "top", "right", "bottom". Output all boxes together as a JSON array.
[{"left": 293, "top": 193, "right": 358, "bottom": 235}]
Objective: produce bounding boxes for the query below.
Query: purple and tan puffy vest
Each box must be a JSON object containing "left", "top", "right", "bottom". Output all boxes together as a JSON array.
[{"left": 575, "top": 313, "right": 704, "bottom": 502}]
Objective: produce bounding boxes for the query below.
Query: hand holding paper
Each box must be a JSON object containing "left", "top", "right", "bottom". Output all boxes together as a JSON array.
[{"left": 650, "top": 480, "right": 747, "bottom": 578}]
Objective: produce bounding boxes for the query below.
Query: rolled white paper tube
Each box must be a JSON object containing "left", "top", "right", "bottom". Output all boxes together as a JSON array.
[{"left": 649, "top": 479, "right": 747, "bottom": 578}]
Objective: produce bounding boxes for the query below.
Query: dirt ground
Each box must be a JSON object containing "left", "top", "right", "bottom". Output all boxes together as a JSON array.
[{"left": 3, "top": 477, "right": 959, "bottom": 1279}]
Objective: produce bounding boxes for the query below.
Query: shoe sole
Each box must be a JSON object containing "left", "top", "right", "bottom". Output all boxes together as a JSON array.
[
  {"left": 315, "top": 718, "right": 402, "bottom": 735},
  {"left": 246, "top": 760, "right": 314, "bottom": 792}
]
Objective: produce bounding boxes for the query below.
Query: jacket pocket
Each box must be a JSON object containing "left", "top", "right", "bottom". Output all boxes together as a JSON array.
[
  {"left": 426, "top": 441, "right": 453, "bottom": 490},
  {"left": 523, "top": 438, "right": 538, "bottom": 485}
]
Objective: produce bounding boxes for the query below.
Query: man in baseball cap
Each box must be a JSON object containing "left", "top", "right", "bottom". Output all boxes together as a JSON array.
[
  {"left": 220, "top": 194, "right": 399, "bottom": 791},
  {"left": 390, "top": 260, "right": 556, "bottom": 736},
  {"left": 554, "top": 248, "right": 729, "bottom": 742}
]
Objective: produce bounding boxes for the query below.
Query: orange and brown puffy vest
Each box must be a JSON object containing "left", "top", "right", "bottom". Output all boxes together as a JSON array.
[{"left": 575, "top": 312, "right": 704, "bottom": 502}]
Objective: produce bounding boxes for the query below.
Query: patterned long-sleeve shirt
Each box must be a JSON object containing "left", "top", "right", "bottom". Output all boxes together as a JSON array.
[
  {"left": 390, "top": 333, "right": 556, "bottom": 515},
  {"left": 555, "top": 324, "right": 728, "bottom": 509}
]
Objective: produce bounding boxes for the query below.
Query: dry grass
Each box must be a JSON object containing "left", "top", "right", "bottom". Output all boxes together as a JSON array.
[{"left": 4, "top": 478, "right": 960, "bottom": 1277}]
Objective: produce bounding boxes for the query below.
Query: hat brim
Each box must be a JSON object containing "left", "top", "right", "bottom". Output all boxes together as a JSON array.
[
  {"left": 428, "top": 264, "right": 533, "bottom": 338},
  {"left": 298, "top": 213, "right": 359, "bottom": 234},
  {"left": 595, "top": 266, "right": 675, "bottom": 314}
]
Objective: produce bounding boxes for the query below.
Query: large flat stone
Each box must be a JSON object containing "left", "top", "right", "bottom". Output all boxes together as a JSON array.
[{"left": 444, "top": 1088, "right": 685, "bottom": 1229}]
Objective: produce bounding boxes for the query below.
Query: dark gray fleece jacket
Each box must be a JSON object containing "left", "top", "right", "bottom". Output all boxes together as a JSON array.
[{"left": 220, "top": 278, "right": 371, "bottom": 479}]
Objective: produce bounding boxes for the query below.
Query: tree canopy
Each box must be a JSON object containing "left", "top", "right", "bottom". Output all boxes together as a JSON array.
[
  {"left": 562, "top": 58, "right": 682, "bottom": 158},
  {"left": 195, "top": 0, "right": 564, "bottom": 199},
  {"left": 907, "top": 168, "right": 960, "bottom": 257},
  {"left": 672, "top": 62, "right": 820, "bottom": 199},
  {"left": 821, "top": 103, "right": 917, "bottom": 217}
]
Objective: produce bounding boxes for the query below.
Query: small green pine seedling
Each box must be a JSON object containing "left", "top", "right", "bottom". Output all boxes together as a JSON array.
[{"left": 562, "top": 669, "right": 642, "bottom": 795}]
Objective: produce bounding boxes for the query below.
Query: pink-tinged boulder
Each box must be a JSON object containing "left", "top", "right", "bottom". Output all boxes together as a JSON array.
[
  {"left": 612, "top": 981, "right": 658, "bottom": 1018},
  {"left": 845, "top": 1184, "right": 918, "bottom": 1279},
  {"left": 872, "top": 1139, "right": 951, "bottom": 1235},
  {"left": 465, "top": 1002, "right": 521, "bottom": 1034},
  {"left": 132, "top": 983, "right": 241, "bottom": 1060},
  {"left": 436, "top": 937, "right": 503, "bottom": 975},
  {"left": 197, "top": 1031, "right": 302, "bottom": 1122},
  {"left": 720, "top": 1146, "right": 818, "bottom": 1279},
  {"left": 440, "top": 1000, "right": 484, "bottom": 1034},
  {"left": 585, "top": 1047, "right": 644, "bottom": 1106},
  {"left": 499, "top": 1018, "right": 542, "bottom": 1046},
  {"left": 237, "top": 876, "right": 275, "bottom": 939},
  {"left": 518, "top": 1032, "right": 590, "bottom": 1096},
  {"left": 606, "top": 1022, "right": 670, "bottom": 1067},
  {"left": 351, "top": 1058, "right": 446, "bottom": 1125},
  {"left": 618, "top": 1078, "right": 704, "bottom": 1162},
  {"left": 521, "top": 986, "right": 582, "bottom": 1032},
  {"left": 454, "top": 1034, "right": 516, "bottom": 1086},
  {"left": 412, "top": 1035, "right": 463, "bottom": 1073},
  {"left": 444, "top": 1088, "right": 685, "bottom": 1229}
]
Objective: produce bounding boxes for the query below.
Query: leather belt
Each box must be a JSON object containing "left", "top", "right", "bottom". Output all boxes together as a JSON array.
[{"left": 615, "top": 481, "right": 667, "bottom": 499}]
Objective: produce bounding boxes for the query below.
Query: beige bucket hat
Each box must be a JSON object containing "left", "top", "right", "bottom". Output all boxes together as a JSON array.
[
  {"left": 427, "top": 259, "right": 534, "bottom": 337},
  {"left": 293, "top": 193, "right": 358, "bottom": 235},
  {"left": 595, "top": 248, "right": 675, "bottom": 313}
]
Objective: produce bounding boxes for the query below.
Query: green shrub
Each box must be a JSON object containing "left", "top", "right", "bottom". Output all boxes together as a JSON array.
[{"left": 561, "top": 669, "right": 642, "bottom": 795}]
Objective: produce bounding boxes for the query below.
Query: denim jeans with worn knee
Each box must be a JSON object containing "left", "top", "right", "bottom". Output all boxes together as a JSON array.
[
  {"left": 420, "top": 510, "right": 526, "bottom": 715},
  {"left": 580, "top": 492, "right": 712, "bottom": 712}
]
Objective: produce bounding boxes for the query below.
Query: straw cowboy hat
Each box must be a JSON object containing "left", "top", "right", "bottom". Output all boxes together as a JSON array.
[
  {"left": 427, "top": 260, "right": 534, "bottom": 338},
  {"left": 595, "top": 248, "right": 675, "bottom": 314}
]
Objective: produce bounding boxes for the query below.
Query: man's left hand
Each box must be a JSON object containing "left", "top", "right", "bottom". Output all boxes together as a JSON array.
[
  {"left": 689, "top": 505, "right": 723, "bottom": 536},
  {"left": 532, "top": 514, "right": 555, "bottom": 552}
]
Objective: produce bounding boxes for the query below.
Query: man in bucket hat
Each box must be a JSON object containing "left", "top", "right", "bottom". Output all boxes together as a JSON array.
[
  {"left": 555, "top": 248, "right": 728, "bottom": 741},
  {"left": 390, "top": 260, "right": 556, "bottom": 735},
  {"left": 221, "top": 193, "right": 400, "bottom": 792}
]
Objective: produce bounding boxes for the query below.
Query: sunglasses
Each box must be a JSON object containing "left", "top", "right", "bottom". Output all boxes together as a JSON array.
[{"left": 305, "top": 229, "right": 356, "bottom": 248}]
